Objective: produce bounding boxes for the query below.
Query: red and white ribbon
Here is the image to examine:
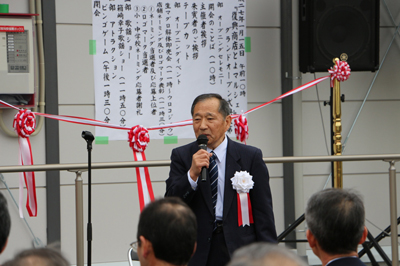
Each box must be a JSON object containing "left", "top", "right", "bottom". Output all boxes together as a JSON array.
[
  {"left": 13, "top": 110, "right": 37, "bottom": 217},
  {"left": 234, "top": 115, "right": 249, "bottom": 144},
  {"left": 237, "top": 193, "right": 254, "bottom": 227},
  {"left": 0, "top": 72, "right": 347, "bottom": 215},
  {"left": 237, "top": 76, "right": 330, "bottom": 118},
  {"left": 128, "top": 125, "right": 150, "bottom": 152},
  {"left": 128, "top": 126, "right": 154, "bottom": 210},
  {"left": 328, "top": 60, "right": 351, "bottom": 87},
  {"left": 0, "top": 73, "right": 333, "bottom": 137}
]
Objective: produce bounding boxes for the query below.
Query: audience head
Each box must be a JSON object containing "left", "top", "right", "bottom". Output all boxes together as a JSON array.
[
  {"left": 305, "top": 188, "right": 367, "bottom": 255},
  {"left": 0, "top": 191, "right": 11, "bottom": 254},
  {"left": 136, "top": 197, "right": 197, "bottom": 265},
  {"left": 191, "top": 93, "right": 231, "bottom": 119},
  {"left": 228, "top": 242, "right": 308, "bottom": 266},
  {"left": 7, "top": 247, "right": 70, "bottom": 266}
]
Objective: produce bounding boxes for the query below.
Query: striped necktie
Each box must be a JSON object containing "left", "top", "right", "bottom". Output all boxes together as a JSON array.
[{"left": 209, "top": 152, "right": 218, "bottom": 216}]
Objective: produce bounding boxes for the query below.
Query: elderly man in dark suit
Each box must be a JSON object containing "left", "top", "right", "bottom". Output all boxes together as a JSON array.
[
  {"left": 305, "top": 188, "right": 368, "bottom": 266},
  {"left": 165, "top": 93, "right": 277, "bottom": 266}
]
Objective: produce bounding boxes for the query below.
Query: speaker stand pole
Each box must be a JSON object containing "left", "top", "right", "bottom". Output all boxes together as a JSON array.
[
  {"left": 277, "top": 214, "right": 305, "bottom": 242},
  {"left": 82, "top": 131, "right": 94, "bottom": 266}
]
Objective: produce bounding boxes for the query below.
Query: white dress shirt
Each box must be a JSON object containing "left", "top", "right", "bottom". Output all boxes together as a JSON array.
[{"left": 188, "top": 136, "right": 227, "bottom": 220}]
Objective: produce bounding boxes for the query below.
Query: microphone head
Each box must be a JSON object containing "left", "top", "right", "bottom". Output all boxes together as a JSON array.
[
  {"left": 196, "top": 134, "right": 208, "bottom": 145},
  {"left": 82, "top": 131, "right": 95, "bottom": 142}
]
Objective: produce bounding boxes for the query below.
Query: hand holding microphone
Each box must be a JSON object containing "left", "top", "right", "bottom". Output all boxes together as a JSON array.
[{"left": 196, "top": 134, "right": 208, "bottom": 182}]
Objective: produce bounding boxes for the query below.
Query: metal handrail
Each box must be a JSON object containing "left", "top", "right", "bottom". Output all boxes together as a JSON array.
[
  {"left": 1, "top": 153, "right": 399, "bottom": 266},
  {"left": 0, "top": 154, "right": 400, "bottom": 173}
]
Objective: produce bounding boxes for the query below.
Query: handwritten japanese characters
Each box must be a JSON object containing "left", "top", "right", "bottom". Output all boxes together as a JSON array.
[{"left": 92, "top": 0, "right": 247, "bottom": 140}]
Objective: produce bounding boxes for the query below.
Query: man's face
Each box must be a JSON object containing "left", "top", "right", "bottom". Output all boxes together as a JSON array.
[{"left": 192, "top": 97, "right": 231, "bottom": 150}]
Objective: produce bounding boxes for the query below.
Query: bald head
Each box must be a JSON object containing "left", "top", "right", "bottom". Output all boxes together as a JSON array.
[{"left": 228, "top": 243, "right": 308, "bottom": 266}]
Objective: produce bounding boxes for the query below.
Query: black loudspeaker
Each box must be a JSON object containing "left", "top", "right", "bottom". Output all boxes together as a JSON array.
[{"left": 299, "top": 0, "right": 379, "bottom": 73}]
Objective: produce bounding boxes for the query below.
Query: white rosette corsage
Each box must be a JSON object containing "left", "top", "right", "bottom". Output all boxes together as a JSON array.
[{"left": 231, "top": 171, "right": 254, "bottom": 227}]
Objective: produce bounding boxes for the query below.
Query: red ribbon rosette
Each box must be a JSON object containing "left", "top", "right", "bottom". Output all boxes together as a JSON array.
[
  {"left": 13, "top": 109, "right": 37, "bottom": 217},
  {"left": 328, "top": 60, "right": 351, "bottom": 87},
  {"left": 128, "top": 125, "right": 154, "bottom": 211},
  {"left": 234, "top": 114, "right": 249, "bottom": 144},
  {"left": 128, "top": 125, "right": 150, "bottom": 153},
  {"left": 231, "top": 171, "right": 254, "bottom": 227},
  {"left": 13, "top": 109, "right": 36, "bottom": 138}
]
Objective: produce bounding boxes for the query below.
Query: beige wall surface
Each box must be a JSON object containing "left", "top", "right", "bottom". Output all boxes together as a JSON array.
[{"left": 0, "top": 0, "right": 399, "bottom": 264}]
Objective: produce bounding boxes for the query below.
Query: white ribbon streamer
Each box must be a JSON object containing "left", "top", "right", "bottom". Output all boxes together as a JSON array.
[
  {"left": 18, "top": 137, "right": 37, "bottom": 217},
  {"left": 18, "top": 142, "right": 24, "bottom": 218},
  {"left": 239, "top": 192, "right": 250, "bottom": 226},
  {"left": 135, "top": 152, "right": 151, "bottom": 207}
]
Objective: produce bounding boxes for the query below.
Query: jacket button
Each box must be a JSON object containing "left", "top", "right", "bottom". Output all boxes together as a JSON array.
[{"left": 208, "top": 238, "right": 211, "bottom": 243}]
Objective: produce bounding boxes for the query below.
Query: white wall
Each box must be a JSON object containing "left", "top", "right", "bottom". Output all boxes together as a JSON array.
[
  {"left": 0, "top": 0, "right": 48, "bottom": 262},
  {"left": 0, "top": 0, "right": 399, "bottom": 265}
]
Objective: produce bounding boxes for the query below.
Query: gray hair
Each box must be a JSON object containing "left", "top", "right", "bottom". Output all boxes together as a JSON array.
[
  {"left": 7, "top": 247, "right": 70, "bottom": 266},
  {"left": 191, "top": 93, "right": 231, "bottom": 118},
  {"left": 305, "top": 188, "right": 365, "bottom": 255},
  {"left": 228, "top": 243, "right": 309, "bottom": 266}
]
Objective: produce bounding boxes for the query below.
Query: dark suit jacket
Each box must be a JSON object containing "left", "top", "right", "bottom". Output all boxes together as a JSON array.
[
  {"left": 327, "top": 257, "right": 367, "bottom": 266},
  {"left": 165, "top": 137, "right": 277, "bottom": 266}
]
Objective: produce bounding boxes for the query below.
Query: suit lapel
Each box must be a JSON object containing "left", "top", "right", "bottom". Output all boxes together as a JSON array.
[{"left": 223, "top": 138, "right": 242, "bottom": 220}]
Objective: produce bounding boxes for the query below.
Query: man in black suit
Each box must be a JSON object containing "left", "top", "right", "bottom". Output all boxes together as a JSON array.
[
  {"left": 0, "top": 191, "right": 11, "bottom": 256},
  {"left": 165, "top": 93, "right": 277, "bottom": 266},
  {"left": 305, "top": 188, "right": 368, "bottom": 266}
]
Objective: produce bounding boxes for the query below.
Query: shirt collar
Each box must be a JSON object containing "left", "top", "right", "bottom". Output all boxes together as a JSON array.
[
  {"left": 326, "top": 256, "right": 358, "bottom": 266},
  {"left": 207, "top": 135, "right": 227, "bottom": 163}
]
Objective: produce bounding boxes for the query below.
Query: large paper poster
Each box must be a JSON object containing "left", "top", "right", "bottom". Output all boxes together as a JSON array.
[{"left": 92, "top": 0, "right": 247, "bottom": 140}]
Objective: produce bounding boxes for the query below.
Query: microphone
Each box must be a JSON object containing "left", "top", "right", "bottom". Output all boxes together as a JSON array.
[
  {"left": 82, "top": 131, "right": 94, "bottom": 142},
  {"left": 196, "top": 134, "right": 208, "bottom": 182},
  {"left": 82, "top": 131, "right": 95, "bottom": 150}
]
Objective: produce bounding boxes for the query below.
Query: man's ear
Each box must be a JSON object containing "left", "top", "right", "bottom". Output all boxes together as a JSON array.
[
  {"left": 225, "top": 115, "right": 232, "bottom": 131},
  {"left": 139, "top": 236, "right": 153, "bottom": 258},
  {"left": 306, "top": 229, "right": 316, "bottom": 248},
  {"left": 0, "top": 238, "right": 8, "bottom": 254},
  {"left": 358, "top": 226, "right": 368, "bottom": 244},
  {"left": 192, "top": 242, "right": 197, "bottom": 257}
]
